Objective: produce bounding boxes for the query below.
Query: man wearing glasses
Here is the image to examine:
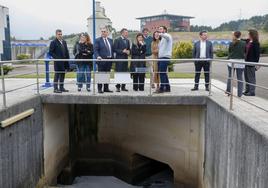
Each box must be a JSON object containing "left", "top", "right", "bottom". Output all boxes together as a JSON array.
[{"left": 94, "top": 27, "right": 114, "bottom": 93}]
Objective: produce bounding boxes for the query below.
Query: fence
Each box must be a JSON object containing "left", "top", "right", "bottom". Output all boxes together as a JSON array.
[{"left": 0, "top": 58, "right": 268, "bottom": 112}]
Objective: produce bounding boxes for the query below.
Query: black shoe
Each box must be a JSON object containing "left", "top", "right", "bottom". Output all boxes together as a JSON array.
[
  {"left": 78, "top": 88, "right": 82, "bottom": 92},
  {"left": 206, "top": 88, "right": 209, "bottom": 92},
  {"left": 244, "top": 92, "right": 255, "bottom": 96},
  {"left": 116, "top": 88, "right": 120, "bottom": 92},
  {"left": 154, "top": 90, "right": 164, "bottom": 94},
  {"left": 54, "top": 89, "right": 62, "bottom": 93},
  {"left": 121, "top": 88, "right": 128, "bottom": 92},
  {"left": 191, "top": 87, "right": 199, "bottom": 91},
  {"left": 225, "top": 91, "right": 231, "bottom": 96},
  {"left": 98, "top": 90, "right": 104, "bottom": 94},
  {"left": 86, "top": 88, "right": 91, "bottom": 92},
  {"left": 243, "top": 91, "right": 249, "bottom": 95},
  {"left": 104, "top": 89, "right": 113, "bottom": 93},
  {"left": 60, "top": 88, "right": 69, "bottom": 92}
]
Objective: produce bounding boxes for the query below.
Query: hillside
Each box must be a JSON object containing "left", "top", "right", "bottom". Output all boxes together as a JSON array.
[
  {"left": 170, "top": 31, "right": 268, "bottom": 43},
  {"left": 190, "top": 14, "right": 268, "bottom": 32}
]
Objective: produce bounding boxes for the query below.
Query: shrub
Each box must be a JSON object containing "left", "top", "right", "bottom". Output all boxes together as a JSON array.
[
  {"left": 0, "top": 65, "right": 14, "bottom": 75},
  {"left": 215, "top": 49, "right": 228, "bottom": 58},
  {"left": 17, "top": 54, "right": 31, "bottom": 63},
  {"left": 260, "top": 42, "right": 268, "bottom": 54},
  {"left": 172, "top": 42, "right": 193, "bottom": 59},
  {"left": 170, "top": 42, "right": 193, "bottom": 71}
]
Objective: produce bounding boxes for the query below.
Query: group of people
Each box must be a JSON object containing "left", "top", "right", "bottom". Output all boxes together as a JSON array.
[
  {"left": 49, "top": 27, "right": 260, "bottom": 96},
  {"left": 49, "top": 26, "right": 173, "bottom": 94},
  {"left": 225, "top": 29, "right": 260, "bottom": 97}
]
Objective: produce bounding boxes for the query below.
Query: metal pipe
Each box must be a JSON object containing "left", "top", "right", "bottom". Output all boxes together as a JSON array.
[
  {"left": 209, "top": 60, "right": 212, "bottom": 96},
  {"left": 1, "top": 65, "right": 7, "bottom": 108},
  {"left": 35, "top": 61, "right": 40, "bottom": 94},
  {"left": 229, "top": 63, "right": 235, "bottom": 110},
  {"left": 0, "top": 108, "right": 34, "bottom": 128},
  {"left": 93, "top": 61, "right": 96, "bottom": 95}
]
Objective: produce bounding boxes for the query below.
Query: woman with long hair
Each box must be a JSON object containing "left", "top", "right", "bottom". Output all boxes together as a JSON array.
[
  {"left": 243, "top": 29, "right": 260, "bottom": 96},
  {"left": 130, "top": 33, "right": 147, "bottom": 91},
  {"left": 226, "top": 31, "right": 246, "bottom": 97},
  {"left": 151, "top": 31, "right": 161, "bottom": 92},
  {"left": 75, "top": 33, "right": 94, "bottom": 92}
]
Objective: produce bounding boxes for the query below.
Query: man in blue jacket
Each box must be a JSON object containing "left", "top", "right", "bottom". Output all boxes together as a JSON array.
[
  {"left": 94, "top": 27, "right": 114, "bottom": 93},
  {"left": 192, "top": 30, "right": 213, "bottom": 91},
  {"left": 49, "top": 29, "right": 70, "bottom": 93}
]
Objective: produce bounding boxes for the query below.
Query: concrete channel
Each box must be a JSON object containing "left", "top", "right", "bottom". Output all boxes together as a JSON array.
[{"left": 0, "top": 83, "right": 268, "bottom": 188}]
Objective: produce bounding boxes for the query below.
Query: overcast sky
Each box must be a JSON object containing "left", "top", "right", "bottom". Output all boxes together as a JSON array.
[{"left": 0, "top": 0, "right": 267, "bottom": 39}]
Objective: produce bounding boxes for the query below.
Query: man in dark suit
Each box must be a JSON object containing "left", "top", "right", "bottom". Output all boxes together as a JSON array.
[
  {"left": 113, "top": 28, "right": 131, "bottom": 92},
  {"left": 94, "top": 27, "right": 114, "bottom": 93},
  {"left": 49, "top": 29, "right": 70, "bottom": 93},
  {"left": 192, "top": 30, "right": 213, "bottom": 91}
]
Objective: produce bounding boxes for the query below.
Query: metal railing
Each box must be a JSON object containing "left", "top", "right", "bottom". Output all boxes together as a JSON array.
[{"left": 0, "top": 58, "right": 268, "bottom": 112}]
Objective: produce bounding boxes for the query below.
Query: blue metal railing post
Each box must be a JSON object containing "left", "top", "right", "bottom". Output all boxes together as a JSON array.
[
  {"left": 42, "top": 52, "right": 53, "bottom": 88},
  {"left": 92, "top": 0, "right": 97, "bottom": 92}
]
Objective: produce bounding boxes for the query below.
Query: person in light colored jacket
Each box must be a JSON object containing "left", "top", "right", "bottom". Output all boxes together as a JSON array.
[{"left": 155, "top": 26, "right": 173, "bottom": 93}]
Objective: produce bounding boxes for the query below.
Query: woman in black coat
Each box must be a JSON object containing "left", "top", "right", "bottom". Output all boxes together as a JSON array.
[
  {"left": 75, "top": 33, "right": 94, "bottom": 92},
  {"left": 243, "top": 29, "right": 260, "bottom": 96},
  {"left": 130, "top": 33, "right": 147, "bottom": 91}
]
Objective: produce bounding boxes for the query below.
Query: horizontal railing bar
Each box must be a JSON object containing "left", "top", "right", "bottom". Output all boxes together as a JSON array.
[
  {"left": 1, "top": 58, "right": 268, "bottom": 67},
  {"left": 4, "top": 83, "right": 37, "bottom": 93},
  {"left": 211, "top": 83, "right": 268, "bottom": 112}
]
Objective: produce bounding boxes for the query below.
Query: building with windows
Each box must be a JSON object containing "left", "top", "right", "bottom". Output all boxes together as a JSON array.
[
  {"left": 137, "top": 12, "right": 194, "bottom": 32},
  {"left": 0, "top": 5, "right": 11, "bottom": 61}
]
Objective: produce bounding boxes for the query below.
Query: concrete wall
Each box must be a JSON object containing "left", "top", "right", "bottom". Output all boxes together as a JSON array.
[
  {"left": 97, "top": 105, "right": 205, "bottom": 188},
  {"left": 0, "top": 97, "right": 43, "bottom": 188},
  {"left": 38, "top": 104, "right": 69, "bottom": 187},
  {"left": 204, "top": 99, "right": 268, "bottom": 188}
]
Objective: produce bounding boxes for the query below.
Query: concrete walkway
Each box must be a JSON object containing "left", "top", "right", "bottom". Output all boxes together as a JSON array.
[{"left": 1, "top": 78, "right": 268, "bottom": 112}]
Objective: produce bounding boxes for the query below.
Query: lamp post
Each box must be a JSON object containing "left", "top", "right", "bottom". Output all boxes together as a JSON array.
[
  {"left": 92, "top": 0, "right": 97, "bottom": 72},
  {"left": 92, "top": 0, "right": 96, "bottom": 44}
]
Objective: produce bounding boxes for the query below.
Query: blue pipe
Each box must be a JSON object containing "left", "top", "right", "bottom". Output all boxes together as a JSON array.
[{"left": 92, "top": 0, "right": 97, "bottom": 71}]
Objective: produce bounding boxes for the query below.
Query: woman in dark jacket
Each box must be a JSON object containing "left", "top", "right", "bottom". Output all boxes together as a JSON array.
[
  {"left": 243, "top": 29, "right": 260, "bottom": 96},
  {"left": 226, "top": 31, "right": 246, "bottom": 97},
  {"left": 130, "top": 33, "right": 147, "bottom": 91},
  {"left": 75, "top": 33, "right": 94, "bottom": 92}
]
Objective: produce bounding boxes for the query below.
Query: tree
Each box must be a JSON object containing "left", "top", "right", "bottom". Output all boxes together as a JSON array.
[{"left": 263, "top": 20, "right": 268, "bottom": 32}]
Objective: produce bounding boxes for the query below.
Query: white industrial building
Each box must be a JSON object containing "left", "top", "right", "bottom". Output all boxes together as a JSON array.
[
  {"left": 87, "top": 1, "right": 113, "bottom": 41},
  {"left": 0, "top": 5, "right": 11, "bottom": 61}
]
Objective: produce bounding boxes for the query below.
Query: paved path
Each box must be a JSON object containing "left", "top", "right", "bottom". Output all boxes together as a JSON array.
[{"left": 1, "top": 78, "right": 268, "bottom": 113}]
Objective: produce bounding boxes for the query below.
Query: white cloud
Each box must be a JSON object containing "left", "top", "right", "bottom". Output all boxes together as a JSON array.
[{"left": 0, "top": 0, "right": 267, "bottom": 39}]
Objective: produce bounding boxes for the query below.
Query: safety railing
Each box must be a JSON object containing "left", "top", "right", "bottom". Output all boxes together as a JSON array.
[{"left": 0, "top": 58, "right": 267, "bottom": 112}]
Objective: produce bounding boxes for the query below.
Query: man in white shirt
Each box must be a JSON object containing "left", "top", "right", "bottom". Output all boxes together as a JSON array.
[
  {"left": 155, "top": 26, "right": 173, "bottom": 93},
  {"left": 192, "top": 31, "right": 213, "bottom": 91}
]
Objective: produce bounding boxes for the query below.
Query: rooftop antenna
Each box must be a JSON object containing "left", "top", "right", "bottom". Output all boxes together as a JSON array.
[
  {"left": 163, "top": 9, "right": 168, "bottom": 15},
  {"left": 239, "top": 9, "right": 242, "bottom": 20}
]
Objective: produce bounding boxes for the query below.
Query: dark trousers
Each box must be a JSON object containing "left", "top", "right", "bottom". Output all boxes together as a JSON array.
[
  {"left": 226, "top": 66, "right": 244, "bottom": 97},
  {"left": 244, "top": 65, "right": 256, "bottom": 94},
  {"left": 158, "top": 58, "right": 170, "bottom": 91},
  {"left": 194, "top": 61, "right": 210, "bottom": 89},
  {"left": 132, "top": 73, "right": 145, "bottom": 91},
  {"left": 97, "top": 61, "right": 111, "bottom": 92},
  {"left": 54, "top": 72, "right": 65, "bottom": 90}
]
